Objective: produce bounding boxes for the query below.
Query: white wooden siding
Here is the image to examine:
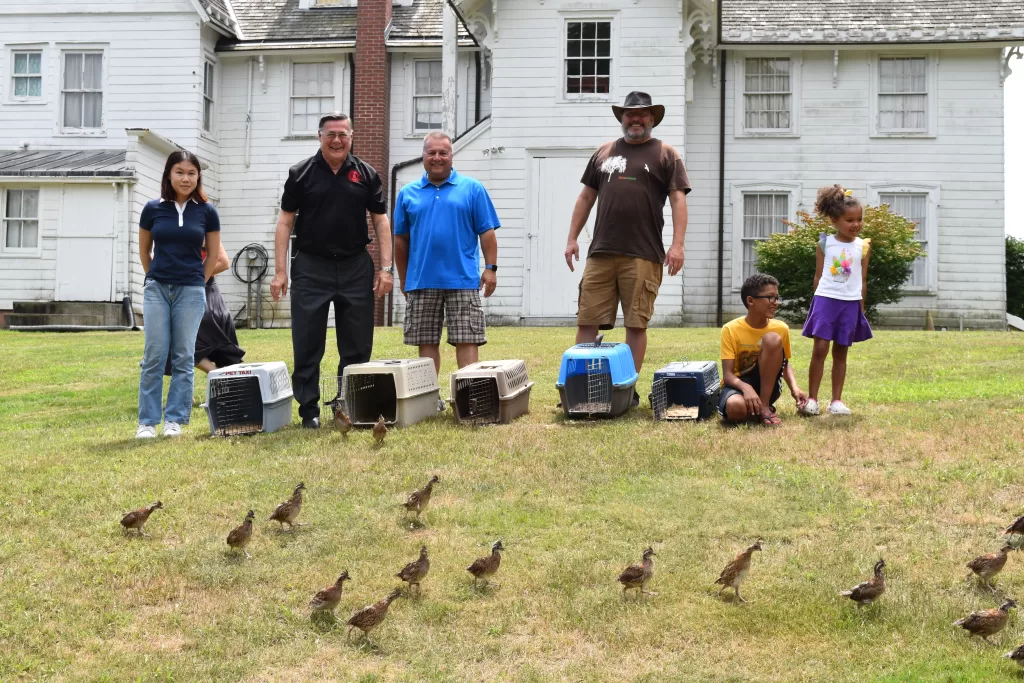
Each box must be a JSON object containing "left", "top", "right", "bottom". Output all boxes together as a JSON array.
[{"left": 684, "top": 48, "right": 1006, "bottom": 329}]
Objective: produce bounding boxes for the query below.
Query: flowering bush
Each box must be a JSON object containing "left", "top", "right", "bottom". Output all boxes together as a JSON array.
[{"left": 754, "top": 204, "right": 923, "bottom": 324}]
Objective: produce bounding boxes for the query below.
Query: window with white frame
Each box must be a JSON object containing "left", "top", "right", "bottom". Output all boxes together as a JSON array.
[
  {"left": 203, "top": 61, "right": 215, "bottom": 133},
  {"left": 741, "top": 193, "right": 789, "bottom": 280},
  {"left": 744, "top": 58, "right": 791, "bottom": 130},
  {"left": 565, "top": 20, "right": 611, "bottom": 96},
  {"left": 12, "top": 50, "right": 42, "bottom": 100},
  {"left": 3, "top": 188, "right": 40, "bottom": 251},
  {"left": 291, "top": 62, "right": 335, "bottom": 134},
  {"left": 877, "top": 56, "right": 927, "bottom": 133},
  {"left": 62, "top": 51, "right": 103, "bottom": 129},
  {"left": 413, "top": 60, "right": 442, "bottom": 131},
  {"left": 879, "top": 192, "right": 929, "bottom": 288}
]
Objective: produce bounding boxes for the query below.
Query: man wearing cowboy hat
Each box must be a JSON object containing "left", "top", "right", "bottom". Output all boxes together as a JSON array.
[{"left": 565, "top": 91, "right": 691, "bottom": 400}]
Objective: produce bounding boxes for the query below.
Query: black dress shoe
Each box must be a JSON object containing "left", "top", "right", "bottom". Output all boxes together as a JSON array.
[{"left": 302, "top": 417, "right": 320, "bottom": 429}]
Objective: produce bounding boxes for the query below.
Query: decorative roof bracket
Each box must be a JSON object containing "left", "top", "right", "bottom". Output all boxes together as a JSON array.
[{"left": 1001, "top": 46, "right": 1022, "bottom": 86}]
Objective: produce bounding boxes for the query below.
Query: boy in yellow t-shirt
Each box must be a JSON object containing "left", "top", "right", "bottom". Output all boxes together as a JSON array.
[{"left": 719, "top": 274, "right": 808, "bottom": 426}]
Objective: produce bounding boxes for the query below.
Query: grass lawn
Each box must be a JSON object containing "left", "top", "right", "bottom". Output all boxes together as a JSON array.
[{"left": 2, "top": 326, "right": 1024, "bottom": 682}]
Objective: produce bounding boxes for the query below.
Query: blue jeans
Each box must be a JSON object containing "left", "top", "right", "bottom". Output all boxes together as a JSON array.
[{"left": 139, "top": 279, "right": 207, "bottom": 426}]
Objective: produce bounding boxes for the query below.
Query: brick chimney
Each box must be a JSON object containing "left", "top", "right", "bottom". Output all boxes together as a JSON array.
[{"left": 354, "top": 0, "right": 392, "bottom": 325}]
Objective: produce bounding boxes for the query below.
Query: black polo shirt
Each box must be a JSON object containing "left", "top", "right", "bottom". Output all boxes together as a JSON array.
[{"left": 281, "top": 150, "right": 387, "bottom": 260}]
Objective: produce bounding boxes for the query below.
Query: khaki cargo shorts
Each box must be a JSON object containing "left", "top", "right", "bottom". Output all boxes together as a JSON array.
[{"left": 576, "top": 254, "right": 663, "bottom": 330}]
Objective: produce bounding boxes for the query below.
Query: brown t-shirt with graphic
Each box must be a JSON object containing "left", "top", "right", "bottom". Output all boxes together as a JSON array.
[{"left": 580, "top": 137, "right": 691, "bottom": 264}]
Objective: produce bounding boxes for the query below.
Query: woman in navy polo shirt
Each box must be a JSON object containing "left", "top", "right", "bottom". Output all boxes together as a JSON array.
[{"left": 136, "top": 150, "right": 222, "bottom": 438}]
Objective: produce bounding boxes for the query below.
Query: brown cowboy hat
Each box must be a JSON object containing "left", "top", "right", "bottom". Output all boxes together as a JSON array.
[{"left": 612, "top": 91, "right": 665, "bottom": 127}]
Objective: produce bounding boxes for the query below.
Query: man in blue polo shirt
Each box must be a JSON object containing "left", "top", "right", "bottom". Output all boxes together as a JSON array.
[{"left": 394, "top": 131, "right": 500, "bottom": 386}]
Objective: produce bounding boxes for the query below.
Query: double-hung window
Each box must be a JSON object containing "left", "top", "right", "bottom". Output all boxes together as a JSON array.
[
  {"left": 203, "top": 61, "right": 215, "bottom": 133},
  {"left": 871, "top": 54, "right": 936, "bottom": 136},
  {"left": 740, "top": 193, "right": 789, "bottom": 280},
  {"left": 291, "top": 62, "right": 335, "bottom": 134},
  {"left": 413, "top": 60, "right": 442, "bottom": 131},
  {"left": 12, "top": 51, "right": 42, "bottom": 100},
  {"left": 879, "top": 192, "right": 929, "bottom": 288},
  {"left": 565, "top": 20, "right": 611, "bottom": 97},
  {"left": 2, "top": 189, "right": 40, "bottom": 252},
  {"left": 736, "top": 56, "right": 800, "bottom": 136},
  {"left": 62, "top": 51, "right": 103, "bottom": 130}
]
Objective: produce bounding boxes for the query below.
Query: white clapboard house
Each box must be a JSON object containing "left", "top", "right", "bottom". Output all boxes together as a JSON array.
[{"left": 0, "top": 0, "right": 1021, "bottom": 330}]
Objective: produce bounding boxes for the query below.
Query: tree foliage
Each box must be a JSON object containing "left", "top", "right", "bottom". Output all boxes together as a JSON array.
[
  {"left": 1008, "top": 236, "right": 1024, "bottom": 318},
  {"left": 754, "top": 205, "right": 923, "bottom": 324}
]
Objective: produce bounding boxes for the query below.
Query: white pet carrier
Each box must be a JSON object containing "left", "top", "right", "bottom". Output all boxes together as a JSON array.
[
  {"left": 202, "top": 362, "right": 293, "bottom": 436},
  {"left": 449, "top": 360, "right": 533, "bottom": 425},
  {"left": 341, "top": 359, "right": 439, "bottom": 428}
]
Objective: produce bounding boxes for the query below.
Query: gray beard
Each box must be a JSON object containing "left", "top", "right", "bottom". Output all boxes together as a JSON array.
[{"left": 622, "top": 122, "right": 652, "bottom": 142}]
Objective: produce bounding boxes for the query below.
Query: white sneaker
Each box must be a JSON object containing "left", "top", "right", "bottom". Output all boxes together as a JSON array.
[
  {"left": 163, "top": 422, "right": 183, "bottom": 437},
  {"left": 828, "top": 401, "right": 852, "bottom": 416},
  {"left": 136, "top": 424, "right": 157, "bottom": 439},
  {"left": 799, "top": 399, "right": 820, "bottom": 416}
]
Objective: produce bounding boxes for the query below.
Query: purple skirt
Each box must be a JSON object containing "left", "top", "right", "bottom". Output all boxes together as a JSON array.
[{"left": 802, "top": 295, "right": 873, "bottom": 346}]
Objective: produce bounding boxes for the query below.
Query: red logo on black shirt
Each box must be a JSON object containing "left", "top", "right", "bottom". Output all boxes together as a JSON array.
[{"left": 347, "top": 170, "right": 361, "bottom": 183}]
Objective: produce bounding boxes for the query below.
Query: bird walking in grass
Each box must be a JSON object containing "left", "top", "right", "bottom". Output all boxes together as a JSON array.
[
  {"left": 226, "top": 510, "right": 255, "bottom": 559},
  {"left": 840, "top": 559, "right": 886, "bottom": 606},
  {"left": 714, "top": 539, "right": 762, "bottom": 603},
  {"left": 332, "top": 402, "right": 353, "bottom": 436},
  {"left": 954, "top": 599, "right": 1017, "bottom": 644},
  {"left": 400, "top": 475, "right": 440, "bottom": 524},
  {"left": 618, "top": 547, "right": 657, "bottom": 598},
  {"left": 967, "top": 544, "right": 1013, "bottom": 592},
  {"left": 347, "top": 588, "right": 402, "bottom": 643},
  {"left": 309, "top": 571, "right": 350, "bottom": 616},
  {"left": 396, "top": 546, "right": 430, "bottom": 595},
  {"left": 373, "top": 415, "right": 388, "bottom": 445},
  {"left": 1004, "top": 515, "right": 1024, "bottom": 539},
  {"left": 268, "top": 482, "right": 305, "bottom": 530},
  {"left": 1004, "top": 643, "right": 1024, "bottom": 666},
  {"left": 120, "top": 501, "right": 163, "bottom": 536},
  {"left": 467, "top": 540, "right": 504, "bottom": 588}
]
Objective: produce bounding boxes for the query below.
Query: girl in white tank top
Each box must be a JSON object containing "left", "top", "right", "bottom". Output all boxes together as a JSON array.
[{"left": 799, "top": 185, "right": 873, "bottom": 417}]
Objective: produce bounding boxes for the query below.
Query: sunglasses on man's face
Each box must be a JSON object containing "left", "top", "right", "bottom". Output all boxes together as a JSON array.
[
  {"left": 750, "top": 295, "right": 782, "bottom": 304},
  {"left": 320, "top": 131, "right": 352, "bottom": 140}
]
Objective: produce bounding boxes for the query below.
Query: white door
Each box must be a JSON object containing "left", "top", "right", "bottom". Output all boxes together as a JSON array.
[
  {"left": 55, "top": 185, "right": 115, "bottom": 301},
  {"left": 526, "top": 154, "right": 596, "bottom": 318}
]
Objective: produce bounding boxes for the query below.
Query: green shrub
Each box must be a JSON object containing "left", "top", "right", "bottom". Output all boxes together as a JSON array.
[
  {"left": 1009, "top": 236, "right": 1024, "bottom": 318},
  {"left": 754, "top": 205, "right": 923, "bottom": 324}
]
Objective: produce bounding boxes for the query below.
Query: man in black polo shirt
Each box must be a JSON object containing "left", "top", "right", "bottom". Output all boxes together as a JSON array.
[{"left": 270, "top": 113, "right": 394, "bottom": 428}]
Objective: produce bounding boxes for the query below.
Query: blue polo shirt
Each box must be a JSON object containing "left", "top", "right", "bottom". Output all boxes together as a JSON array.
[
  {"left": 394, "top": 169, "right": 500, "bottom": 291},
  {"left": 140, "top": 198, "right": 220, "bottom": 287}
]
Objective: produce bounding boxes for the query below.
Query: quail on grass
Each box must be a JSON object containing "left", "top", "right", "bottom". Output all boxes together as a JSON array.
[
  {"left": 467, "top": 540, "right": 504, "bottom": 587},
  {"left": 618, "top": 547, "right": 657, "bottom": 598},
  {"left": 401, "top": 475, "right": 440, "bottom": 523},
  {"left": 954, "top": 599, "right": 1018, "bottom": 644},
  {"left": 1004, "top": 643, "right": 1024, "bottom": 666},
  {"left": 396, "top": 546, "right": 430, "bottom": 594},
  {"left": 120, "top": 501, "right": 163, "bottom": 536},
  {"left": 714, "top": 539, "right": 762, "bottom": 603},
  {"left": 373, "top": 415, "right": 388, "bottom": 445},
  {"left": 226, "top": 510, "right": 255, "bottom": 558},
  {"left": 346, "top": 588, "right": 402, "bottom": 642},
  {"left": 309, "top": 570, "right": 350, "bottom": 615},
  {"left": 840, "top": 559, "right": 886, "bottom": 606},
  {"left": 1004, "top": 515, "right": 1024, "bottom": 538},
  {"left": 968, "top": 544, "right": 1014, "bottom": 591},
  {"left": 332, "top": 402, "right": 353, "bottom": 436},
  {"left": 268, "top": 482, "right": 305, "bottom": 530}
]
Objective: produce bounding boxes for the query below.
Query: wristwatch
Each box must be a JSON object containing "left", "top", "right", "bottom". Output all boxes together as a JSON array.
[
  {"left": 380, "top": 265, "right": 394, "bottom": 274},
  {"left": 484, "top": 264, "right": 498, "bottom": 272}
]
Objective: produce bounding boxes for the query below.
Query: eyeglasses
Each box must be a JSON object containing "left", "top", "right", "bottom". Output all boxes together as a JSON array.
[
  {"left": 320, "top": 131, "right": 352, "bottom": 140},
  {"left": 750, "top": 295, "right": 782, "bottom": 304}
]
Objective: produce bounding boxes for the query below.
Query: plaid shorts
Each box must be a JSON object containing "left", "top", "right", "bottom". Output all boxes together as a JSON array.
[{"left": 404, "top": 289, "right": 487, "bottom": 346}]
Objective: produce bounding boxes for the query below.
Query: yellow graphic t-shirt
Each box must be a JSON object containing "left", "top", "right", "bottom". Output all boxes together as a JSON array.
[{"left": 719, "top": 317, "right": 793, "bottom": 376}]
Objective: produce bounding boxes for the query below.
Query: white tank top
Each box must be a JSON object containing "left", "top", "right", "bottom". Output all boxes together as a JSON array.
[{"left": 814, "top": 235, "right": 866, "bottom": 301}]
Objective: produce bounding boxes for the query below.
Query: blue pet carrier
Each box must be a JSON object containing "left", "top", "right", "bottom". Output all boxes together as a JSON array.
[
  {"left": 649, "top": 361, "right": 721, "bottom": 421},
  {"left": 556, "top": 337, "right": 638, "bottom": 418}
]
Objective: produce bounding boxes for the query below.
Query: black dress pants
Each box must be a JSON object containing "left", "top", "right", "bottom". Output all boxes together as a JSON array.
[{"left": 290, "top": 250, "right": 375, "bottom": 421}]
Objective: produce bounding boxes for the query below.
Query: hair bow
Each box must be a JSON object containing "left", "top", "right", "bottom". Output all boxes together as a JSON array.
[{"left": 843, "top": 189, "right": 853, "bottom": 197}]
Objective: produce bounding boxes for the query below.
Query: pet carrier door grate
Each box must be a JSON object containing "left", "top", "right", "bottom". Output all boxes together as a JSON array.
[
  {"left": 343, "top": 374, "right": 398, "bottom": 425},
  {"left": 455, "top": 377, "right": 500, "bottom": 423},
  {"left": 563, "top": 358, "right": 612, "bottom": 415},
  {"left": 208, "top": 376, "right": 264, "bottom": 436}
]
